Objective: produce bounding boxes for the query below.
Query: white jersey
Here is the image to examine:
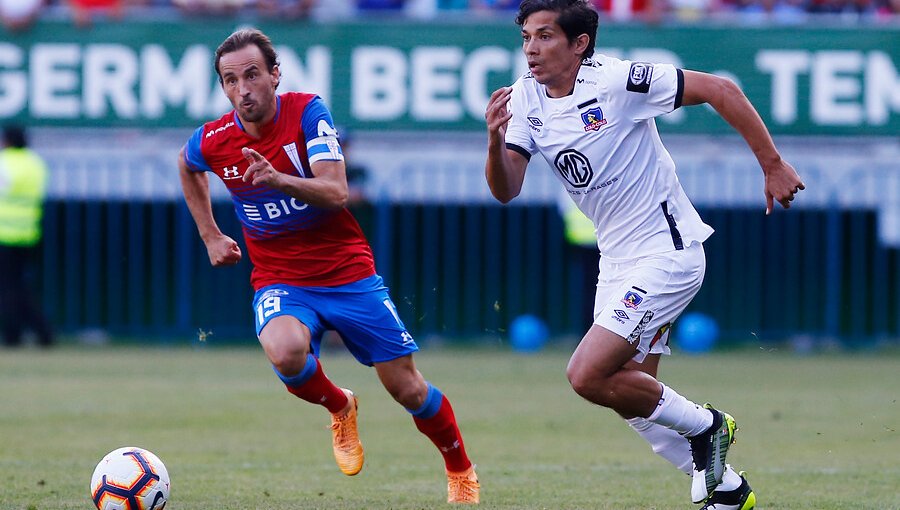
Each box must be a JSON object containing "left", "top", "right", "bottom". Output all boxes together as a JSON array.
[{"left": 505, "top": 55, "right": 713, "bottom": 260}]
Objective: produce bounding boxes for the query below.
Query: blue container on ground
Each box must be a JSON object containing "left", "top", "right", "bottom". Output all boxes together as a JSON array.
[
  {"left": 509, "top": 314, "right": 549, "bottom": 353},
  {"left": 675, "top": 312, "right": 719, "bottom": 354}
]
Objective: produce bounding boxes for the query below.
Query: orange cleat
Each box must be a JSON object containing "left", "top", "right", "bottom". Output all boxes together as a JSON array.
[
  {"left": 329, "top": 389, "right": 364, "bottom": 476},
  {"left": 447, "top": 465, "right": 480, "bottom": 504}
]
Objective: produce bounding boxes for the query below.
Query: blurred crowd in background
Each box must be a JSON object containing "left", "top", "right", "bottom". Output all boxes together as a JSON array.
[{"left": 2, "top": 0, "right": 898, "bottom": 30}]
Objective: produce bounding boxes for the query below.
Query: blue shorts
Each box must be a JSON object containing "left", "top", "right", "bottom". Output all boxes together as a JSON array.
[{"left": 252, "top": 274, "right": 418, "bottom": 366}]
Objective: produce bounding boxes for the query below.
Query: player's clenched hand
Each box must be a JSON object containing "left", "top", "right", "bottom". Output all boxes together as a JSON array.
[
  {"left": 763, "top": 158, "right": 805, "bottom": 215},
  {"left": 485, "top": 87, "right": 513, "bottom": 139},
  {"left": 242, "top": 147, "right": 282, "bottom": 187},
  {"left": 205, "top": 234, "right": 242, "bottom": 266}
]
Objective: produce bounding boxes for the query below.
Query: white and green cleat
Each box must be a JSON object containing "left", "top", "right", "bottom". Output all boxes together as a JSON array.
[
  {"left": 699, "top": 471, "right": 756, "bottom": 510},
  {"left": 689, "top": 404, "right": 737, "bottom": 504}
]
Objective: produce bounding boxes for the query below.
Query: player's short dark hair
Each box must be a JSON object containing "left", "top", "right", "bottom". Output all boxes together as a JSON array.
[
  {"left": 515, "top": 0, "right": 599, "bottom": 59},
  {"left": 2, "top": 125, "right": 27, "bottom": 149},
  {"left": 214, "top": 29, "right": 280, "bottom": 85}
]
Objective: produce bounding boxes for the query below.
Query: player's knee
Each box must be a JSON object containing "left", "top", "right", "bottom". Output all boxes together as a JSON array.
[
  {"left": 566, "top": 362, "right": 593, "bottom": 395},
  {"left": 267, "top": 343, "right": 310, "bottom": 377},
  {"left": 566, "top": 362, "right": 615, "bottom": 407},
  {"left": 383, "top": 377, "right": 427, "bottom": 409},
  {"left": 392, "top": 385, "right": 426, "bottom": 409}
]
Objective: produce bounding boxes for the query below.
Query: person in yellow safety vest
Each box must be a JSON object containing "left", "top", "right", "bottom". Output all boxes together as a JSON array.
[
  {"left": 562, "top": 199, "right": 597, "bottom": 248},
  {"left": 559, "top": 192, "right": 600, "bottom": 331},
  {"left": 0, "top": 125, "right": 53, "bottom": 347}
]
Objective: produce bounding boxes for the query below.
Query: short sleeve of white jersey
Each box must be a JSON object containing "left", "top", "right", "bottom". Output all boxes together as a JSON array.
[
  {"left": 609, "top": 58, "right": 683, "bottom": 121},
  {"left": 503, "top": 79, "right": 535, "bottom": 159}
]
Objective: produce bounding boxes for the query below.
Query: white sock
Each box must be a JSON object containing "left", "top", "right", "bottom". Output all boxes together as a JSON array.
[
  {"left": 718, "top": 465, "right": 742, "bottom": 492},
  {"left": 626, "top": 417, "right": 693, "bottom": 475},
  {"left": 646, "top": 384, "right": 713, "bottom": 437}
]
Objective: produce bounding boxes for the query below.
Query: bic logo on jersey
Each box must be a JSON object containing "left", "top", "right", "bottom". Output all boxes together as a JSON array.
[
  {"left": 243, "top": 198, "right": 309, "bottom": 221},
  {"left": 554, "top": 149, "right": 594, "bottom": 188}
]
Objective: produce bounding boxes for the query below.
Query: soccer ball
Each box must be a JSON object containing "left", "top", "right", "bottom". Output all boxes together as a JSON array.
[{"left": 90, "top": 447, "right": 170, "bottom": 510}]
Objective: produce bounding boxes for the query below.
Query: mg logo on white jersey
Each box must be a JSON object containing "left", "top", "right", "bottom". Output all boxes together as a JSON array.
[{"left": 554, "top": 149, "right": 594, "bottom": 188}]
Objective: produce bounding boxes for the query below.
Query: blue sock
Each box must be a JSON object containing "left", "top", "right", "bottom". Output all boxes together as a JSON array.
[
  {"left": 406, "top": 382, "right": 443, "bottom": 419},
  {"left": 272, "top": 353, "right": 318, "bottom": 387}
]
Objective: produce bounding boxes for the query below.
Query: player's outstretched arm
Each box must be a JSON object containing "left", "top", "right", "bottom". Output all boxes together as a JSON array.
[
  {"left": 178, "top": 149, "right": 242, "bottom": 266},
  {"left": 241, "top": 147, "right": 349, "bottom": 209},
  {"left": 680, "top": 70, "right": 805, "bottom": 215},
  {"left": 485, "top": 86, "right": 528, "bottom": 204}
]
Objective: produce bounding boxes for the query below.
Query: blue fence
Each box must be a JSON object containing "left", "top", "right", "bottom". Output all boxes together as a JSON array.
[{"left": 35, "top": 199, "right": 900, "bottom": 345}]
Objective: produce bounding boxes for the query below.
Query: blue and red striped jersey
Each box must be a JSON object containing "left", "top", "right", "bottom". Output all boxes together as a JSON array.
[{"left": 183, "top": 92, "right": 375, "bottom": 290}]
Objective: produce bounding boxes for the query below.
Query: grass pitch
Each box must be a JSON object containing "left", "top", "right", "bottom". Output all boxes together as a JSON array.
[{"left": 1, "top": 344, "right": 898, "bottom": 509}]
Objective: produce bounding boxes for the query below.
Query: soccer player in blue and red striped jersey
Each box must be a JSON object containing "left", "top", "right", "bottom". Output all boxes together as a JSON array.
[{"left": 178, "top": 28, "right": 479, "bottom": 504}]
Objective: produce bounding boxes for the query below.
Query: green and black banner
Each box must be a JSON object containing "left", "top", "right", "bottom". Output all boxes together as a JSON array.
[{"left": 1, "top": 20, "right": 897, "bottom": 135}]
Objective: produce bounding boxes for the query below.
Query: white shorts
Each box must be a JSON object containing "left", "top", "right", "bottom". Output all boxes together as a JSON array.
[{"left": 593, "top": 242, "right": 706, "bottom": 363}]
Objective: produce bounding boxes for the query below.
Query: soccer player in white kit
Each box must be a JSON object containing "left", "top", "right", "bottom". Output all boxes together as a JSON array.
[{"left": 484, "top": 1, "right": 805, "bottom": 509}]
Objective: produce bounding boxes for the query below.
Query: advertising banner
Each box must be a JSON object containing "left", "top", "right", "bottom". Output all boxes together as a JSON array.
[{"left": 1, "top": 20, "right": 897, "bottom": 135}]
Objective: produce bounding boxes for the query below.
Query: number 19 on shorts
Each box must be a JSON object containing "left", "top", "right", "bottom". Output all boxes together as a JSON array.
[{"left": 256, "top": 296, "right": 282, "bottom": 325}]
